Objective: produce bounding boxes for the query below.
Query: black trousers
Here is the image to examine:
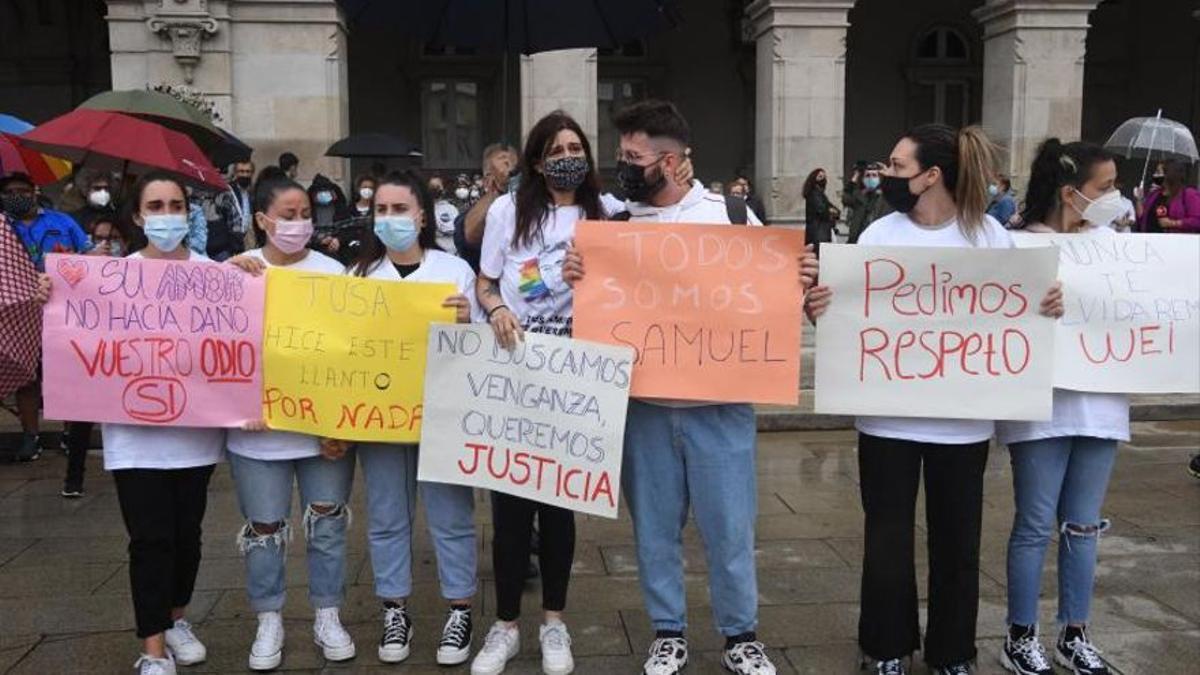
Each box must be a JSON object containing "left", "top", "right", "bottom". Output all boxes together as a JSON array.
[
  {"left": 113, "top": 465, "right": 215, "bottom": 638},
  {"left": 857, "top": 432, "right": 988, "bottom": 667},
  {"left": 492, "top": 492, "right": 575, "bottom": 621},
  {"left": 64, "top": 421, "right": 94, "bottom": 484}
]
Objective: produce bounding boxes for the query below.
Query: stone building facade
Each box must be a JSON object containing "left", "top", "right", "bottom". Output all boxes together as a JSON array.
[{"left": 0, "top": 0, "right": 1196, "bottom": 224}]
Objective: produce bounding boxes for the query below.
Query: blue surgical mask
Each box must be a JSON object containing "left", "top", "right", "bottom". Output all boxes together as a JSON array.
[
  {"left": 863, "top": 176, "right": 880, "bottom": 191},
  {"left": 316, "top": 191, "right": 334, "bottom": 205},
  {"left": 988, "top": 183, "right": 1000, "bottom": 197},
  {"left": 374, "top": 215, "right": 419, "bottom": 251},
  {"left": 142, "top": 214, "right": 189, "bottom": 252}
]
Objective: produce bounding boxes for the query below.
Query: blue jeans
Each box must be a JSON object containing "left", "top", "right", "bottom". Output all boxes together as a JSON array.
[
  {"left": 1006, "top": 436, "right": 1117, "bottom": 627},
  {"left": 622, "top": 400, "right": 758, "bottom": 636},
  {"left": 227, "top": 451, "right": 356, "bottom": 612},
  {"left": 359, "top": 443, "right": 477, "bottom": 601}
]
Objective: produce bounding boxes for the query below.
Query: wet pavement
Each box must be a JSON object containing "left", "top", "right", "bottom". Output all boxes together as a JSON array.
[{"left": 0, "top": 422, "right": 1197, "bottom": 674}]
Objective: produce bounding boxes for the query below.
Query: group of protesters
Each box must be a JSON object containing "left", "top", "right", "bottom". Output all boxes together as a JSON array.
[{"left": 2, "top": 95, "right": 1199, "bottom": 675}]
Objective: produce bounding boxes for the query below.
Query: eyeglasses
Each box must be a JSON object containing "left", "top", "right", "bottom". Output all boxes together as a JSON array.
[{"left": 615, "top": 150, "right": 667, "bottom": 166}]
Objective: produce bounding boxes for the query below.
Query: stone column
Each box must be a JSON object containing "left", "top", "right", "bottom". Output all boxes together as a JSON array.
[
  {"left": 974, "top": 0, "right": 1100, "bottom": 193},
  {"left": 105, "top": 0, "right": 349, "bottom": 182},
  {"left": 748, "top": 0, "right": 853, "bottom": 226},
  {"left": 520, "top": 49, "right": 598, "bottom": 151}
]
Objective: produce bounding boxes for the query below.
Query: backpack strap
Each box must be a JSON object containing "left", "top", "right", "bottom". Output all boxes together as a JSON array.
[{"left": 724, "top": 195, "right": 748, "bottom": 225}]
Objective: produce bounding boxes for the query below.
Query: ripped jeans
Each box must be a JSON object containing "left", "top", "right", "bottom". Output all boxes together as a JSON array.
[
  {"left": 228, "top": 450, "right": 356, "bottom": 613},
  {"left": 1006, "top": 436, "right": 1117, "bottom": 627}
]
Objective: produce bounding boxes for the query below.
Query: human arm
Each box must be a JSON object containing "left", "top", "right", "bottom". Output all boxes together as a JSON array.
[{"left": 476, "top": 274, "right": 523, "bottom": 349}]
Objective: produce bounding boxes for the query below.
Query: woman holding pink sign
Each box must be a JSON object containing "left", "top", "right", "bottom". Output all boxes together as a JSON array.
[{"left": 806, "top": 124, "right": 1065, "bottom": 675}]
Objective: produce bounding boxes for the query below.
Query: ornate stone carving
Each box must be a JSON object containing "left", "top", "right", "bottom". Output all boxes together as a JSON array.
[{"left": 146, "top": 0, "right": 219, "bottom": 84}]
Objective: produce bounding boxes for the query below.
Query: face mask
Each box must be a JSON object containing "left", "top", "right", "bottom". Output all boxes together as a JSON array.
[
  {"left": 359, "top": 187, "right": 374, "bottom": 200},
  {"left": 816, "top": 178, "right": 827, "bottom": 188},
  {"left": 616, "top": 158, "right": 666, "bottom": 203},
  {"left": 469, "top": 188, "right": 480, "bottom": 200},
  {"left": 1, "top": 193, "right": 36, "bottom": 217},
  {"left": 88, "top": 189, "right": 112, "bottom": 208},
  {"left": 142, "top": 213, "right": 189, "bottom": 252},
  {"left": 454, "top": 187, "right": 470, "bottom": 201},
  {"left": 374, "top": 215, "right": 419, "bottom": 251},
  {"left": 265, "top": 216, "right": 314, "bottom": 254},
  {"left": 1151, "top": 174, "right": 1165, "bottom": 187},
  {"left": 987, "top": 184, "right": 1000, "bottom": 198},
  {"left": 315, "top": 191, "right": 334, "bottom": 206},
  {"left": 430, "top": 186, "right": 444, "bottom": 199},
  {"left": 1072, "top": 188, "right": 1125, "bottom": 226},
  {"left": 863, "top": 176, "right": 880, "bottom": 191},
  {"left": 102, "top": 240, "right": 124, "bottom": 257},
  {"left": 543, "top": 156, "right": 589, "bottom": 192},
  {"left": 880, "top": 173, "right": 924, "bottom": 213},
  {"left": 235, "top": 176, "right": 252, "bottom": 189}
]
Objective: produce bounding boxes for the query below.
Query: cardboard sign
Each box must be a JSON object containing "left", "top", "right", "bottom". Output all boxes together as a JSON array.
[
  {"left": 572, "top": 220, "right": 804, "bottom": 404},
  {"left": 418, "top": 325, "right": 633, "bottom": 518},
  {"left": 42, "top": 254, "right": 264, "bottom": 426},
  {"left": 814, "top": 243, "right": 1059, "bottom": 420},
  {"left": 1013, "top": 231, "right": 1200, "bottom": 393},
  {"left": 262, "top": 268, "right": 455, "bottom": 441}
]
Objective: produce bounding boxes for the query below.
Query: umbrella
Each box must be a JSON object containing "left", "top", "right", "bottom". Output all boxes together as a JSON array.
[
  {"left": 0, "top": 114, "right": 72, "bottom": 184},
  {"left": 0, "top": 215, "right": 41, "bottom": 399},
  {"left": 0, "top": 114, "right": 35, "bottom": 134},
  {"left": 338, "top": 0, "right": 682, "bottom": 55},
  {"left": 16, "top": 109, "right": 227, "bottom": 192},
  {"left": 1104, "top": 109, "right": 1199, "bottom": 188},
  {"left": 326, "top": 133, "right": 423, "bottom": 158},
  {"left": 79, "top": 90, "right": 252, "bottom": 167}
]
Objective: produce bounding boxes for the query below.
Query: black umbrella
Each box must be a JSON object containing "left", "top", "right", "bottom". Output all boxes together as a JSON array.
[
  {"left": 326, "top": 133, "right": 424, "bottom": 158},
  {"left": 337, "top": 0, "right": 682, "bottom": 55}
]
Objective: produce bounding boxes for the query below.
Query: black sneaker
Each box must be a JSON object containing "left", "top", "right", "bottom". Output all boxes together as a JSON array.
[
  {"left": 61, "top": 479, "right": 84, "bottom": 499},
  {"left": 437, "top": 605, "right": 472, "bottom": 666},
  {"left": 933, "top": 662, "right": 972, "bottom": 675},
  {"left": 377, "top": 602, "right": 411, "bottom": 663},
  {"left": 1001, "top": 625, "right": 1052, "bottom": 675},
  {"left": 865, "top": 659, "right": 906, "bottom": 675},
  {"left": 643, "top": 635, "right": 688, "bottom": 675},
  {"left": 1056, "top": 626, "right": 1110, "bottom": 675},
  {"left": 14, "top": 433, "right": 40, "bottom": 462},
  {"left": 721, "top": 637, "right": 775, "bottom": 675},
  {"left": 1189, "top": 454, "right": 1200, "bottom": 479}
]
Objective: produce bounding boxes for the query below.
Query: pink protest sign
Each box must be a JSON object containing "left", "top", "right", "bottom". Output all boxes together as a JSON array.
[{"left": 42, "top": 253, "right": 265, "bottom": 427}]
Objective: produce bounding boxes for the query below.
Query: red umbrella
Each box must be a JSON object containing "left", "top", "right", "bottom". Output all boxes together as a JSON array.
[
  {"left": 0, "top": 215, "right": 41, "bottom": 398},
  {"left": 16, "top": 109, "right": 227, "bottom": 191}
]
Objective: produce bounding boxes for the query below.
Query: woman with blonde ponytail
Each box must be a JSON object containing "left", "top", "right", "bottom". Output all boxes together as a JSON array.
[{"left": 805, "top": 123, "right": 1065, "bottom": 675}]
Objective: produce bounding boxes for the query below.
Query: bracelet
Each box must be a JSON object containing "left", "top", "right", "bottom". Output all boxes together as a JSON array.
[{"left": 487, "top": 304, "right": 509, "bottom": 319}]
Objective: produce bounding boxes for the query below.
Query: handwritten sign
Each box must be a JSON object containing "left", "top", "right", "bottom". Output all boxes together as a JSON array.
[
  {"left": 262, "top": 268, "right": 455, "bottom": 441},
  {"left": 418, "top": 325, "right": 633, "bottom": 518},
  {"left": 814, "top": 243, "right": 1058, "bottom": 420},
  {"left": 572, "top": 221, "right": 804, "bottom": 404},
  {"left": 42, "top": 253, "right": 264, "bottom": 426},
  {"left": 1013, "top": 231, "right": 1200, "bottom": 393}
]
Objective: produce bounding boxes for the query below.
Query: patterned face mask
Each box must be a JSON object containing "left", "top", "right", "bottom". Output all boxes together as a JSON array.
[{"left": 542, "top": 155, "right": 589, "bottom": 192}]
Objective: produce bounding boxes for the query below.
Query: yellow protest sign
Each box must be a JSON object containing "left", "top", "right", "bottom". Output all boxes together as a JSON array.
[{"left": 262, "top": 267, "right": 456, "bottom": 441}]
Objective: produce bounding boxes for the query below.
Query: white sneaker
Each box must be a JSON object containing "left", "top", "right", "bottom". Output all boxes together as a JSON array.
[
  {"left": 163, "top": 619, "right": 206, "bottom": 665},
  {"left": 248, "top": 611, "right": 284, "bottom": 671},
  {"left": 539, "top": 621, "right": 574, "bottom": 675},
  {"left": 313, "top": 607, "right": 356, "bottom": 662},
  {"left": 134, "top": 654, "right": 176, "bottom": 675},
  {"left": 644, "top": 636, "right": 689, "bottom": 675},
  {"left": 471, "top": 622, "right": 520, "bottom": 675}
]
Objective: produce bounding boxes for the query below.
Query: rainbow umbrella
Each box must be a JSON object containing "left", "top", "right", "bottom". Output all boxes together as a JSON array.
[{"left": 0, "top": 114, "right": 71, "bottom": 185}]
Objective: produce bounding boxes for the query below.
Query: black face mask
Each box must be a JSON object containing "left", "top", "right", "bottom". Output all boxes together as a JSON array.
[
  {"left": 880, "top": 174, "right": 922, "bottom": 213},
  {"left": 816, "top": 178, "right": 827, "bottom": 189},
  {"left": 1, "top": 193, "right": 36, "bottom": 218},
  {"left": 1151, "top": 174, "right": 1165, "bottom": 187},
  {"left": 235, "top": 176, "right": 252, "bottom": 189},
  {"left": 616, "top": 159, "right": 666, "bottom": 203}
]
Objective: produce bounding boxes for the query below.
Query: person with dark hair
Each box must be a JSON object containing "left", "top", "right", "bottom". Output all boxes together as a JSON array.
[
  {"left": 994, "top": 139, "right": 1126, "bottom": 675},
  {"left": 222, "top": 177, "right": 357, "bottom": 671},
  {"left": 307, "top": 174, "right": 353, "bottom": 260},
  {"left": 207, "top": 160, "right": 255, "bottom": 261},
  {"left": 803, "top": 167, "right": 839, "bottom": 253},
  {"left": 279, "top": 152, "right": 300, "bottom": 180},
  {"left": 346, "top": 170, "right": 481, "bottom": 668},
  {"left": 806, "top": 124, "right": 1065, "bottom": 675},
  {"left": 561, "top": 99, "right": 812, "bottom": 675},
  {"left": 1136, "top": 160, "right": 1200, "bottom": 233},
  {"left": 69, "top": 169, "right": 117, "bottom": 233},
  {"left": 728, "top": 174, "right": 768, "bottom": 222},
  {"left": 986, "top": 174, "right": 1018, "bottom": 226},
  {"left": 843, "top": 162, "right": 889, "bottom": 244},
  {"left": 351, "top": 173, "right": 377, "bottom": 218},
  {"left": 470, "top": 111, "right": 608, "bottom": 675},
  {"left": 428, "top": 173, "right": 460, "bottom": 254},
  {"left": 1, "top": 171, "right": 92, "bottom": 462}
]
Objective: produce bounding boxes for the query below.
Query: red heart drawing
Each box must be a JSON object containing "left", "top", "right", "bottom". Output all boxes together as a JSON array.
[{"left": 56, "top": 258, "right": 89, "bottom": 288}]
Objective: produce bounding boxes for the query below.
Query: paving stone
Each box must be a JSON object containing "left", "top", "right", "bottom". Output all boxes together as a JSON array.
[
  {"left": 0, "top": 561, "right": 122, "bottom": 598},
  {"left": 601, "top": 538, "right": 848, "bottom": 575}
]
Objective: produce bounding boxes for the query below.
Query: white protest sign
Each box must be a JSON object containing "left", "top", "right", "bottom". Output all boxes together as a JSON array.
[
  {"left": 1013, "top": 231, "right": 1200, "bottom": 393},
  {"left": 417, "top": 324, "right": 634, "bottom": 518},
  {"left": 815, "top": 243, "right": 1059, "bottom": 420}
]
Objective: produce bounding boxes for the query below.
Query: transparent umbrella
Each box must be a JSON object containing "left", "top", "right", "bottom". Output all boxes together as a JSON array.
[{"left": 1104, "top": 109, "right": 1199, "bottom": 189}]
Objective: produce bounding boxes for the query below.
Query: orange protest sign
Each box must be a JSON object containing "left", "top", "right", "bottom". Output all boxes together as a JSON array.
[{"left": 573, "top": 221, "right": 804, "bottom": 404}]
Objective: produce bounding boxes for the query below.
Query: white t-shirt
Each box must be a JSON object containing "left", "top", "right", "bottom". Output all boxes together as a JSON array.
[
  {"left": 360, "top": 248, "right": 484, "bottom": 322},
  {"left": 434, "top": 200, "right": 460, "bottom": 254},
  {"left": 102, "top": 249, "right": 226, "bottom": 470},
  {"left": 226, "top": 248, "right": 344, "bottom": 461},
  {"left": 853, "top": 211, "right": 1013, "bottom": 445},
  {"left": 480, "top": 193, "right": 606, "bottom": 336}
]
